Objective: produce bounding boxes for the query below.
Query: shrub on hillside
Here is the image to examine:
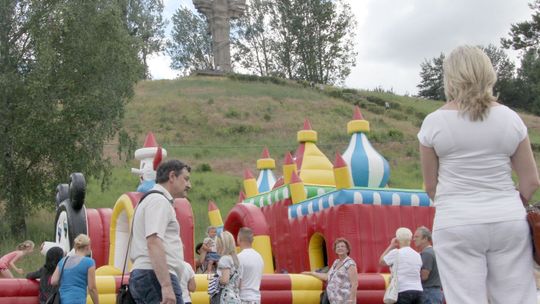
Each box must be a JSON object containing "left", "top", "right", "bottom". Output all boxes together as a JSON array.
[
  {"left": 196, "top": 163, "right": 212, "bottom": 172},
  {"left": 225, "top": 108, "right": 241, "bottom": 119}
]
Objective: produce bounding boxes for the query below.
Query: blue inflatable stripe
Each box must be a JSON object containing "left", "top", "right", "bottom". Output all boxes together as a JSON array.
[
  {"left": 400, "top": 194, "right": 412, "bottom": 206},
  {"left": 258, "top": 170, "right": 270, "bottom": 193},
  {"left": 301, "top": 203, "right": 310, "bottom": 215},
  {"left": 350, "top": 133, "right": 370, "bottom": 187},
  {"left": 312, "top": 199, "right": 320, "bottom": 212},
  {"left": 379, "top": 156, "right": 391, "bottom": 187},
  {"left": 289, "top": 207, "right": 297, "bottom": 218},
  {"left": 379, "top": 191, "right": 393, "bottom": 204},
  {"left": 362, "top": 190, "right": 374, "bottom": 204}
]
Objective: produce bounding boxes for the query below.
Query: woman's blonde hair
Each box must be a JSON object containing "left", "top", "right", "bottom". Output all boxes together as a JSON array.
[
  {"left": 74, "top": 234, "right": 91, "bottom": 250},
  {"left": 17, "top": 240, "right": 35, "bottom": 251},
  {"left": 396, "top": 227, "right": 412, "bottom": 246},
  {"left": 443, "top": 45, "right": 497, "bottom": 121},
  {"left": 217, "top": 231, "right": 239, "bottom": 267}
]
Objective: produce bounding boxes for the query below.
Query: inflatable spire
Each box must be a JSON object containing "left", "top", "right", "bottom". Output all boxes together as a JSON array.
[
  {"left": 131, "top": 132, "right": 168, "bottom": 192},
  {"left": 256, "top": 147, "right": 276, "bottom": 193},
  {"left": 289, "top": 171, "right": 307, "bottom": 204},
  {"left": 237, "top": 191, "right": 246, "bottom": 204},
  {"left": 333, "top": 152, "right": 353, "bottom": 189},
  {"left": 208, "top": 200, "right": 224, "bottom": 234},
  {"left": 243, "top": 169, "right": 259, "bottom": 197},
  {"left": 342, "top": 106, "right": 390, "bottom": 187},
  {"left": 294, "top": 119, "right": 334, "bottom": 186},
  {"left": 282, "top": 151, "right": 297, "bottom": 185}
]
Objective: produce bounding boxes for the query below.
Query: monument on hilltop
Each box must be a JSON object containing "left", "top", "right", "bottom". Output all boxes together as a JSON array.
[{"left": 193, "top": 0, "right": 246, "bottom": 73}]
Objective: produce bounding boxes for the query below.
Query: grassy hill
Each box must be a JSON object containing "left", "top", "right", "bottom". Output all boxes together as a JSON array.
[{"left": 5, "top": 75, "right": 540, "bottom": 276}]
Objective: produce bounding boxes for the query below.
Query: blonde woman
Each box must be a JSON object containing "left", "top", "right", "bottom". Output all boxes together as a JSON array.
[
  {"left": 0, "top": 240, "right": 34, "bottom": 278},
  {"left": 418, "top": 45, "right": 539, "bottom": 303},
  {"left": 52, "top": 234, "right": 99, "bottom": 304},
  {"left": 216, "top": 231, "right": 242, "bottom": 303},
  {"left": 379, "top": 228, "right": 423, "bottom": 304}
]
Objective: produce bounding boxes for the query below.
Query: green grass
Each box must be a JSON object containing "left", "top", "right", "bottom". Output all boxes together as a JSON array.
[{"left": 4, "top": 75, "right": 540, "bottom": 275}]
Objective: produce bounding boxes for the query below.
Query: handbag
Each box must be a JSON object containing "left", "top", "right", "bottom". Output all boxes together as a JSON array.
[
  {"left": 208, "top": 268, "right": 239, "bottom": 304},
  {"left": 320, "top": 290, "right": 330, "bottom": 304},
  {"left": 521, "top": 194, "right": 540, "bottom": 264},
  {"left": 116, "top": 190, "right": 164, "bottom": 304},
  {"left": 45, "top": 256, "right": 69, "bottom": 304},
  {"left": 383, "top": 250, "right": 399, "bottom": 304}
]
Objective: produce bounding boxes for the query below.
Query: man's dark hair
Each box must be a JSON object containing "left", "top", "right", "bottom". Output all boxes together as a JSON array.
[
  {"left": 416, "top": 226, "right": 432, "bottom": 242},
  {"left": 155, "top": 159, "right": 191, "bottom": 184}
]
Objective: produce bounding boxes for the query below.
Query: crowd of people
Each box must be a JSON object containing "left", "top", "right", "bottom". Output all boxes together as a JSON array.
[{"left": 2, "top": 45, "right": 540, "bottom": 304}]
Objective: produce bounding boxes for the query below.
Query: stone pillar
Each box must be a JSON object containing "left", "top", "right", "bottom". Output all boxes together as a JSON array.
[{"left": 193, "top": 0, "right": 246, "bottom": 72}]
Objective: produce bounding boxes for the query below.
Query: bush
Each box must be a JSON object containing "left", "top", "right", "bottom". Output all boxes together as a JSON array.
[
  {"left": 225, "top": 108, "right": 241, "bottom": 119},
  {"left": 387, "top": 129, "right": 404, "bottom": 141},
  {"left": 225, "top": 125, "right": 260, "bottom": 135},
  {"left": 196, "top": 163, "right": 212, "bottom": 172}
]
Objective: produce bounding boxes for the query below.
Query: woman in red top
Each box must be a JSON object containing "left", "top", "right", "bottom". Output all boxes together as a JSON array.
[{"left": 0, "top": 240, "right": 35, "bottom": 278}]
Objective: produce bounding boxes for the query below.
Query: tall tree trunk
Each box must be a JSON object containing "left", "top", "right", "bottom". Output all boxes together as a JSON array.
[{"left": 7, "top": 192, "right": 27, "bottom": 237}]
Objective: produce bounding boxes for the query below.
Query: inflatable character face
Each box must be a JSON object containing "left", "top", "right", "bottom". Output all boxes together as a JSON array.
[
  {"left": 131, "top": 132, "right": 167, "bottom": 193},
  {"left": 55, "top": 209, "right": 70, "bottom": 254}
]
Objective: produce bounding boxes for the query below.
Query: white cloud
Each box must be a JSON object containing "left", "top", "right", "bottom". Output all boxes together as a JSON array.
[{"left": 150, "top": 0, "right": 534, "bottom": 95}]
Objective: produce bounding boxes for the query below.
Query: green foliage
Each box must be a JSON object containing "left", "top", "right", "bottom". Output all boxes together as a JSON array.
[
  {"left": 224, "top": 108, "right": 241, "bottom": 119},
  {"left": 234, "top": 0, "right": 357, "bottom": 85},
  {"left": 196, "top": 163, "right": 213, "bottom": 172},
  {"left": 515, "top": 49, "right": 540, "bottom": 114},
  {"left": 119, "top": 0, "right": 166, "bottom": 78},
  {"left": 417, "top": 53, "right": 445, "bottom": 101},
  {"left": 233, "top": 0, "right": 278, "bottom": 76},
  {"left": 501, "top": 0, "right": 540, "bottom": 51},
  {"left": 167, "top": 7, "right": 213, "bottom": 74},
  {"left": 0, "top": 0, "right": 142, "bottom": 236}
]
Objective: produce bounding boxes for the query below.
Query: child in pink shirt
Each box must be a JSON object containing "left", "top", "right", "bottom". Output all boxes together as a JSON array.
[{"left": 0, "top": 240, "right": 35, "bottom": 278}]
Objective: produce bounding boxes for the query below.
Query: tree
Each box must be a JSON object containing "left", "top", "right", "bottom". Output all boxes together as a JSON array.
[
  {"left": 259, "top": 0, "right": 357, "bottom": 84},
  {"left": 514, "top": 49, "right": 540, "bottom": 114},
  {"left": 417, "top": 54, "right": 445, "bottom": 100},
  {"left": 167, "top": 7, "right": 214, "bottom": 74},
  {"left": 233, "top": 0, "right": 279, "bottom": 76},
  {"left": 292, "top": 0, "right": 357, "bottom": 84},
  {"left": 501, "top": 0, "right": 540, "bottom": 114},
  {"left": 501, "top": 0, "right": 540, "bottom": 51},
  {"left": 119, "top": 0, "right": 166, "bottom": 79},
  {"left": 0, "top": 0, "right": 141, "bottom": 236}
]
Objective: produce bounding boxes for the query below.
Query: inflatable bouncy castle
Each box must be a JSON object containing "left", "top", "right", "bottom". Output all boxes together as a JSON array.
[
  {"left": 210, "top": 107, "right": 435, "bottom": 303},
  {"left": 0, "top": 108, "right": 435, "bottom": 304}
]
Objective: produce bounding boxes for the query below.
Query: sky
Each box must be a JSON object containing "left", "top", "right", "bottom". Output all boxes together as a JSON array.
[{"left": 148, "top": 0, "right": 534, "bottom": 95}]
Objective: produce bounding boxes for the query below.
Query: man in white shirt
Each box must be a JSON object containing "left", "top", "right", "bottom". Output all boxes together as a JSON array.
[
  {"left": 237, "top": 227, "right": 264, "bottom": 304},
  {"left": 129, "top": 159, "right": 192, "bottom": 304}
]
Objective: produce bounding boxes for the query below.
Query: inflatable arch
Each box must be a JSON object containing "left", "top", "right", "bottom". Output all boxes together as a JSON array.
[{"left": 223, "top": 203, "right": 274, "bottom": 273}]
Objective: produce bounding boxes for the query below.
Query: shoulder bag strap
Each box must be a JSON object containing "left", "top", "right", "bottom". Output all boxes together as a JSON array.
[
  {"left": 119, "top": 190, "right": 166, "bottom": 281},
  {"left": 327, "top": 257, "right": 349, "bottom": 284},
  {"left": 58, "top": 256, "right": 69, "bottom": 287}
]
